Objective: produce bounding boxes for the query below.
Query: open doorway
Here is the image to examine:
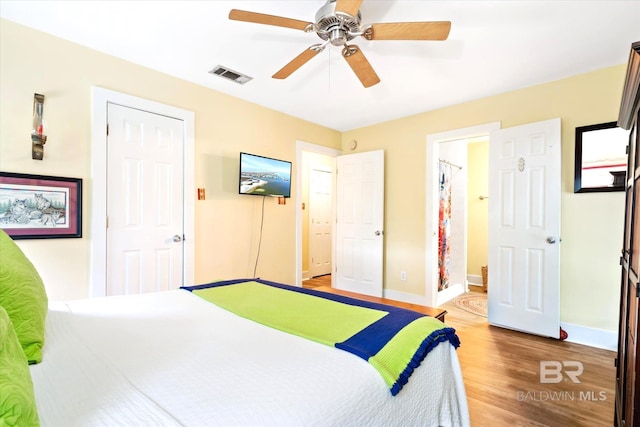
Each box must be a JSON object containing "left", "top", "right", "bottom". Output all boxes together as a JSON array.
[
  {"left": 436, "top": 138, "right": 468, "bottom": 303},
  {"left": 303, "top": 152, "right": 335, "bottom": 283},
  {"left": 432, "top": 137, "right": 489, "bottom": 310},
  {"left": 295, "top": 141, "right": 340, "bottom": 287},
  {"left": 295, "top": 142, "right": 385, "bottom": 297},
  {"left": 465, "top": 138, "right": 490, "bottom": 293},
  {"left": 425, "top": 122, "right": 499, "bottom": 308}
]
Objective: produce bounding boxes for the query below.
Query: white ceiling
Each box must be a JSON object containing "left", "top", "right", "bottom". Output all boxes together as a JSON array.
[{"left": 1, "top": 1, "right": 639, "bottom": 131}]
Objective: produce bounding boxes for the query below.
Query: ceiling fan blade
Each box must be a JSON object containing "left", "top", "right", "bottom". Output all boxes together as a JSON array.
[
  {"left": 341, "top": 45, "right": 380, "bottom": 88},
  {"left": 334, "top": 0, "right": 363, "bottom": 17},
  {"left": 364, "top": 21, "right": 452, "bottom": 41},
  {"left": 229, "top": 9, "right": 312, "bottom": 31},
  {"left": 272, "top": 46, "right": 323, "bottom": 79}
]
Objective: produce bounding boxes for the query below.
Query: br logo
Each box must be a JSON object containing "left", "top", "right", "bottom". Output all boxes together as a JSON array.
[{"left": 540, "top": 361, "right": 583, "bottom": 384}]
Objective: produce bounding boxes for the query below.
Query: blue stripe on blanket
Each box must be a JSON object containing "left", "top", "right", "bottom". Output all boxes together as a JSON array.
[{"left": 182, "top": 278, "right": 454, "bottom": 362}]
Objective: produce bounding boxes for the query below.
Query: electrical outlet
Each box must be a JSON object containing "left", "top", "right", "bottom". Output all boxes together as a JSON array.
[{"left": 400, "top": 271, "right": 407, "bottom": 281}]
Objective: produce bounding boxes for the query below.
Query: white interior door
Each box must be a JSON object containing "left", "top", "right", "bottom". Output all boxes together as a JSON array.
[
  {"left": 106, "top": 104, "right": 185, "bottom": 296},
  {"left": 309, "top": 168, "right": 332, "bottom": 277},
  {"left": 335, "top": 150, "right": 384, "bottom": 297},
  {"left": 488, "top": 118, "right": 561, "bottom": 338}
]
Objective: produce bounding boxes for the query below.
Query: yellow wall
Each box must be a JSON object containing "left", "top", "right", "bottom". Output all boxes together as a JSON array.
[
  {"left": 0, "top": 19, "right": 627, "bottom": 333},
  {"left": 467, "top": 140, "right": 489, "bottom": 278},
  {"left": 342, "top": 65, "right": 627, "bottom": 332},
  {"left": 0, "top": 19, "right": 341, "bottom": 300}
]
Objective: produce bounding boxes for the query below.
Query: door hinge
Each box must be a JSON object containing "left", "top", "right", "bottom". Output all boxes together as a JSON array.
[
  {"left": 636, "top": 281, "right": 640, "bottom": 297},
  {"left": 106, "top": 123, "right": 109, "bottom": 136},
  {"left": 106, "top": 216, "right": 109, "bottom": 228}
]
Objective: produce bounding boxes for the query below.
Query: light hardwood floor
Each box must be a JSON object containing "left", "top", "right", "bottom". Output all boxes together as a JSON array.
[
  {"left": 303, "top": 274, "right": 332, "bottom": 289},
  {"left": 305, "top": 278, "right": 615, "bottom": 427},
  {"left": 441, "top": 291, "right": 615, "bottom": 427}
]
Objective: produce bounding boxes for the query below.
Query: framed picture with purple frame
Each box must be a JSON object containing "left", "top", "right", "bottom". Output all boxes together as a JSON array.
[{"left": 0, "top": 172, "right": 82, "bottom": 239}]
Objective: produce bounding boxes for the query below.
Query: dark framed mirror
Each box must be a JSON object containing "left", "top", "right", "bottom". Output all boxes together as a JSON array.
[{"left": 574, "top": 121, "right": 630, "bottom": 193}]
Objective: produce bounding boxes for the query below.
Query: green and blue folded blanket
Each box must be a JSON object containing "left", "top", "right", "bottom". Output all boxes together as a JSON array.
[{"left": 181, "top": 278, "right": 460, "bottom": 396}]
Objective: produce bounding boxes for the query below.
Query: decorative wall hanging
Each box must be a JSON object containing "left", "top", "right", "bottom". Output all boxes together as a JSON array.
[
  {"left": 0, "top": 172, "right": 82, "bottom": 239},
  {"left": 31, "top": 93, "right": 47, "bottom": 160}
]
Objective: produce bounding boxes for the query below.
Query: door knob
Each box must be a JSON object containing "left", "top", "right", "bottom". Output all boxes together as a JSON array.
[
  {"left": 173, "top": 235, "right": 182, "bottom": 242},
  {"left": 375, "top": 230, "right": 382, "bottom": 236},
  {"left": 546, "top": 236, "right": 556, "bottom": 244}
]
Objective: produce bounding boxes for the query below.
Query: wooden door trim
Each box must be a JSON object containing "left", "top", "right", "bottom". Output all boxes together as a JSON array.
[{"left": 618, "top": 41, "right": 640, "bottom": 130}]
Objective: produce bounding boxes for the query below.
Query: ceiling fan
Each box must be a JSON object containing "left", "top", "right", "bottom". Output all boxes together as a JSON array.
[{"left": 229, "top": 0, "right": 451, "bottom": 88}]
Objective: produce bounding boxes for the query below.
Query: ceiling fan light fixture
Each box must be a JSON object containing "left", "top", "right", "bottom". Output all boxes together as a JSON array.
[{"left": 329, "top": 28, "right": 349, "bottom": 46}]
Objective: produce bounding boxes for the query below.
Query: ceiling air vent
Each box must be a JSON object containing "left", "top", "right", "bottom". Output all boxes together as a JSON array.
[{"left": 209, "top": 65, "right": 253, "bottom": 85}]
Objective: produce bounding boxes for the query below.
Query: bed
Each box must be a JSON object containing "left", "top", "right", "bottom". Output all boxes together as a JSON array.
[{"left": 0, "top": 232, "right": 469, "bottom": 426}]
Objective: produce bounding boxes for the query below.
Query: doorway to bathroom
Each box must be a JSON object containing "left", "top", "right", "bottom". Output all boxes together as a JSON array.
[{"left": 425, "top": 122, "right": 499, "bottom": 308}]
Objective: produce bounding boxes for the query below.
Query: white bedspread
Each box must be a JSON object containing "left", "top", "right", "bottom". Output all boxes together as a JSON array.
[{"left": 30, "top": 289, "right": 469, "bottom": 426}]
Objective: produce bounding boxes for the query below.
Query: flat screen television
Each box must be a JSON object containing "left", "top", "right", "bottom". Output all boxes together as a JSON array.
[{"left": 239, "top": 152, "right": 292, "bottom": 198}]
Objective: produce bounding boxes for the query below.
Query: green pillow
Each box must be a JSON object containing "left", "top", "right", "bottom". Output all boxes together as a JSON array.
[
  {"left": 0, "top": 305, "right": 40, "bottom": 426},
  {"left": 0, "top": 229, "right": 47, "bottom": 364}
]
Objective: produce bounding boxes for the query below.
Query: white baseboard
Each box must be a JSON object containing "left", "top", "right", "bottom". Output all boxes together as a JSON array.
[
  {"left": 385, "top": 284, "right": 467, "bottom": 307},
  {"left": 381, "top": 288, "right": 616, "bottom": 352},
  {"left": 383, "top": 289, "right": 428, "bottom": 306},
  {"left": 383, "top": 290, "right": 615, "bottom": 352},
  {"left": 436, "top": 283, "right": 466, "bottom": 306},
  {"left": 560, "top": 322, "right": 617, "bottom": 351},
  {"left": 302, "top": 270, "right": 312, "bottom": 281},
  {"left": 467, "top": 274, "right": 482, "bottom": 286}
]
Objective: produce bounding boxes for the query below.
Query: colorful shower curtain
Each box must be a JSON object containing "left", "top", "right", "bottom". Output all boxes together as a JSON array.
[{"left": 438, "top": 162, "right": 452, "bottom": 292}]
